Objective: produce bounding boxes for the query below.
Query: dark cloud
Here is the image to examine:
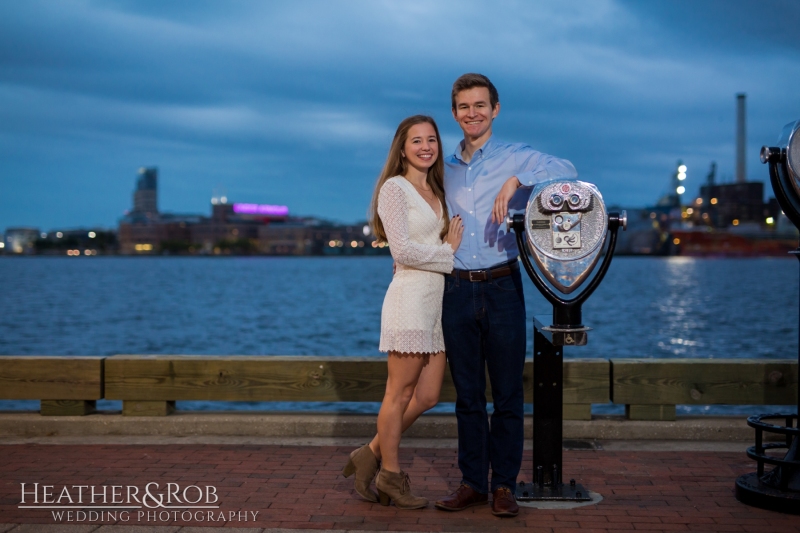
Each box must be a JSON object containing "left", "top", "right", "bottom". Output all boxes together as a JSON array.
[
  {"left": 618, "top": 0, "right": 800, "bottom": 57},
  {"left": 1, "top": 0, "right": 799, "bottom": 231}
]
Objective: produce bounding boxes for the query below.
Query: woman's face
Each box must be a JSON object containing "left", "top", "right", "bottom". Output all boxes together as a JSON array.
[{"left": 403, "top": 122, "right": 439, "bottom": 173}]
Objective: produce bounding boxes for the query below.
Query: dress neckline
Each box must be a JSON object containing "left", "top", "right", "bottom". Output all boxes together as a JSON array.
[{"left": 398, "top": 176, "right": 442, "bottom": 221}]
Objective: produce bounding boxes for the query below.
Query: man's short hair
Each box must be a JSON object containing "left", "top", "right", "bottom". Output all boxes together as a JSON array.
[{"left": 451, "top": 73, "right": 499, "bottom": 110}]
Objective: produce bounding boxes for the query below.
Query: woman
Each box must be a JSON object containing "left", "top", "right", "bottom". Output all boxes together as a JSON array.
[{"left": 343, "top": 115, "right": 463, "bottom": 509}]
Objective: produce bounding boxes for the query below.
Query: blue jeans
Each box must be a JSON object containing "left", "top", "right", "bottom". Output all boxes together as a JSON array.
[{"left": 442, "top": 264, "right": 527, "bottom": 494}]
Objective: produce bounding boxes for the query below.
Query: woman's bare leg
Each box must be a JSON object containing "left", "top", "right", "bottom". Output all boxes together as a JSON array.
[
  {"left": 374, "top": 352, "right": 433, "bottom": 473},
  {"left": 369, "top": 351, "right": 446, "bottom": 461}
]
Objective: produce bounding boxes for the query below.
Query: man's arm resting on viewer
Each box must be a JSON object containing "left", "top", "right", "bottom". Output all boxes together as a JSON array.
[{"left": 492, "top": 148, "right": 578, "bottom": 223}]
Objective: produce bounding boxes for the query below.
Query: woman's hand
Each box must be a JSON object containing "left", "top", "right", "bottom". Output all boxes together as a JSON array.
[
  {"left": 445, "top": 215, "right": 464, "bottom": 252},
  {"left": 492, "top": 176, "right": 521, "bottom": 224}
]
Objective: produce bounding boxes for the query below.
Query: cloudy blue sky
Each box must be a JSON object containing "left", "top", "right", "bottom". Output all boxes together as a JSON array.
[{"left": 2, "top": 0, "right": 799, "bottom": 231}]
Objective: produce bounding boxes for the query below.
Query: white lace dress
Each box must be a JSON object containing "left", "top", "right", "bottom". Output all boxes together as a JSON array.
[{"left": 377, "top": 176, "right": 455, "bottom": 354}]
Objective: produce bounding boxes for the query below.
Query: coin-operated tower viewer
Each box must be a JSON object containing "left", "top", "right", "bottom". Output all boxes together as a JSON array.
[{"left": 508, "top": 179, "right": 626, "bottom": 501}]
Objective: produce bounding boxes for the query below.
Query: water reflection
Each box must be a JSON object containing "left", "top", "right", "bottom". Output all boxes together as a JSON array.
[{"left": 0, "top": 256, "right": 797, "bottom": 361}]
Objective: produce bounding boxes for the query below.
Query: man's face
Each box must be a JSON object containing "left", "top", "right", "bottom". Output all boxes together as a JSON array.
[{"left": 452, "top": 86, "right": 499, "bottom": 141}]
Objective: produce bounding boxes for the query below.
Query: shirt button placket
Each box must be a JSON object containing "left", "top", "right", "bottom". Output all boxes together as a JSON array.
[{"left": 467, "top": 163, "right": 476, "bottom": 265}]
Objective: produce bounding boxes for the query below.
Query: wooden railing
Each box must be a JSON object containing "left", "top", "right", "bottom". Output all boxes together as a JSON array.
[
  {"left": 0, "top": 356, "right": 796, "bottom": 420},
  {"left": 612, "top": 359, "right": 797, "bottom": 420},
  {"left": 0, "top": 356, "right": 104, "bottom": 415}
]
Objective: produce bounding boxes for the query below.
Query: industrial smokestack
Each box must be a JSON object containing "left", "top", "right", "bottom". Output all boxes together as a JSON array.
[{"left": 736, "top": 93, "right": 746, "bottom": 183}]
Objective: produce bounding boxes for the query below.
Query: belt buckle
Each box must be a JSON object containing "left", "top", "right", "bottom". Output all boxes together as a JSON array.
[{"left": 468, "top": 270, "right": 484, "bottom": 282}]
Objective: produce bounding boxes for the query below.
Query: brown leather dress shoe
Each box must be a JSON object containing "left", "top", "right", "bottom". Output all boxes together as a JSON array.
[
  {"left": 491, "top": 486, "right": 519, "bottom": 517},
  {"left": 434, "top": 483, "right": 488, "bottom": 511}
]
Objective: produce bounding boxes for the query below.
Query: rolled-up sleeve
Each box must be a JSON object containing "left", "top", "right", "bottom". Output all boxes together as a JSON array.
[{"left": 514, "top": 147, "right": 578, "bottom": 187}]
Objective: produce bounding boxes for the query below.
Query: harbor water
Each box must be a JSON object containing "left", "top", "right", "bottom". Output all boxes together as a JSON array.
[{"left": 1, "top": 255, "right": 798, "bottom": 415}]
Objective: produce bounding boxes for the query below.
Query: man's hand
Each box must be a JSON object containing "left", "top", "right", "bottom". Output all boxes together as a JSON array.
[{"left": 491, "top": 176, "right": 521, "bottom": 224}]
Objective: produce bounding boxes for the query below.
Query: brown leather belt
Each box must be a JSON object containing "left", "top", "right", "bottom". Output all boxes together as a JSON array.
[{"left": 448, "top": 260, "right": 519, "bottom": 282}]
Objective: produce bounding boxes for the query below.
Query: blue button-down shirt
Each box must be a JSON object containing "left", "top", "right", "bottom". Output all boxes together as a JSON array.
[{"left": 444, "top": 136, "right": 578, "bottom": 270}]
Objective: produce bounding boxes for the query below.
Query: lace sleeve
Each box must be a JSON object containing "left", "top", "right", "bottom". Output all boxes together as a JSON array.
[{"left": 378, "top": 180, "right": 454, "bottom": 273}]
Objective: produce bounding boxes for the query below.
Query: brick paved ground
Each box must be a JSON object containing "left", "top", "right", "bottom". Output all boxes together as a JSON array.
[{"left": 0, "top": 444, "right": 798, "bottom": 533}]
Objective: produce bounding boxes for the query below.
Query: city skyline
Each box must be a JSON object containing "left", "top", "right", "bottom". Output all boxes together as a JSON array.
[{"left": 2, "top": 0, "right": 800, "bottom": 232}]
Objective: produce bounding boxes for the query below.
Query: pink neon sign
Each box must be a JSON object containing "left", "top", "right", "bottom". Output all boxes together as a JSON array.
[{"left": 233, "top": 203, "right": 289, "bottom": 216}]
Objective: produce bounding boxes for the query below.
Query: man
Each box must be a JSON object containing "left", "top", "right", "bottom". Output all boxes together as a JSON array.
[{"left": 435, "top": 73, "right": 577, "bottom": 517}]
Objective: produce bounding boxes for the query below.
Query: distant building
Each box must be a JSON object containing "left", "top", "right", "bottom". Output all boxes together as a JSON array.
[
  {"left": 610, "top": 208, "right": 669, "bottom": 256},
  {"left": 119, "top": 166, "right": 198, "bottom": 254},
  {"left": 132, "top": 167, "right": 158, "bottom": 218},
  {"left": 117, "top": 167, "right": 385, "bottom": 256},
  {"left": 34, "top": 228, "right": 116, "bottom": 255},
  {"left": 697, "top": 181, "right": 777, "bottom": 228},
  {"left": 189, "top": 203, "right": 267, "bottom": 253},
  {"left": 118, "top": 218, "right": 193, "bottom": 254},
  {"left": 3, "top": 227, "right": 40, "bottom": 254},
  {"left": 258, "top": 219, "right": 375, "bottom": 256}
]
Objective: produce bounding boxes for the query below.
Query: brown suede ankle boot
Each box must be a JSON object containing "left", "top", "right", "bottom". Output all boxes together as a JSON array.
[
  {"left": 375, "top": 468, "right": 428, "bottom": 509},
  {"left": 342, "top": 444, "right": 379, "bottom": 502}
]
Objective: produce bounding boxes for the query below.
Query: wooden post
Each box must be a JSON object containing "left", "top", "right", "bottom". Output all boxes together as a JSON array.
[{"left": 40, "top": 400, "right": 97, "bottom": 416}]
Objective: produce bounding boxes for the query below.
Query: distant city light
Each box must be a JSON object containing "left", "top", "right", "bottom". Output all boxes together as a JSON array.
[
  {"left": 0, "top": 242, "right": 4, "bottom": 249},
  {"left": 362, "top": 225, "right": 370, "bottom": 236},
  {"left": 134, "top": 244, "right": 154, "bottom": 251},
  {"left": 673, "top": 238, "right": 681, "bottom": 245},
  {"left": 233, "top": 203, "right": 289, "bottom": 216},
  {"left": 676, "top": 186, "right": 686, "bottom": 195},
  {"left": 211, "top": 197, "right": 219, "bottom": 205},
  {"left": 766, "top": 217, "right": 775, "bottom": 224},
  {"left": 677, "top": 172, "right": 686, "bottom": 180},
  {"left": 732, "top": 219, "right": 739, "bottom": 226},
  {"left": 678, "top": 164, "right": 687, "bottom": 173},
  {"left": 88, "top": 231, "right": 96, "bottom": 238},
  {"left": 40, "top": 232, "right": 47, "bottom": 238},
  {"left": 84, "top": 250, "right": 91, "bottom": 256},
  {"left": 686, "top": 208, "right": 694, "bottom": 214},
  {"left": 350, "top": 241, "right": 358, "bottom": 248},
  {"left": 695, "top": 198, "right": 703, "bottom": 205},
  {"left": 56, "top": 232, "right": 63, "bottom": 238},
  {"left": 328, "top": 240, "right": 336, "bottom": 247},
  {"left": 220, "top": 196, "right": 227, "bottom": 204},
  {"left": 710, "top": 198, "right": 718, "bottom": 205}
]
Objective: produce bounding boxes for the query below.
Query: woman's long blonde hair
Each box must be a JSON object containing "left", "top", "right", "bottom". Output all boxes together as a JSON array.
[{"left": 369, "top": 115, "right": 449, "bottom": 243}]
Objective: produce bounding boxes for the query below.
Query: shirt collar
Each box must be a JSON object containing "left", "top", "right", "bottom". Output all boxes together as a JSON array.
[{"left": 452, "top": 135, "right": 496, "bottom": 163}]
